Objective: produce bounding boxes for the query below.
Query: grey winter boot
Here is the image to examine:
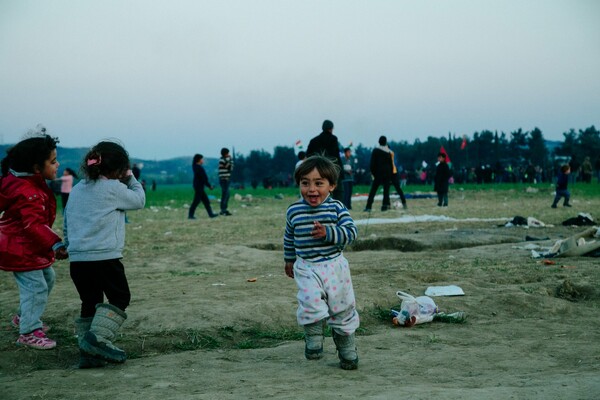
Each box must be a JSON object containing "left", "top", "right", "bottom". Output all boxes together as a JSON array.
[
  {"left": 75, "top": 317, "right": 105, "bottom": 369},
  {"left": 332, "top": 330, "right": 358, "bottom": 370},
  {"left": 303, "top": 321, "right": 324, "bottom": 360},
  {"left": 80, "top": 303, "right": 127, "bottom": 363}
]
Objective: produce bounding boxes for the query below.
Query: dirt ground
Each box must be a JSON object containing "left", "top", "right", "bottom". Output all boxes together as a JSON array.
[{"left": 1, "top": 190, "right": 599, "bottom": 399}]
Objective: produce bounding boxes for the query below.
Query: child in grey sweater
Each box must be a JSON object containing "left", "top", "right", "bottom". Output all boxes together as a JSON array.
[{"left": 64, "top": 140, "right": 145, "bottom": 367}]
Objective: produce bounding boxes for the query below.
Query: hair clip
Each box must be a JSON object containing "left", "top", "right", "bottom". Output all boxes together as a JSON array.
[{"left": 87, "top": 156, "right": 102, "bottom": 166}]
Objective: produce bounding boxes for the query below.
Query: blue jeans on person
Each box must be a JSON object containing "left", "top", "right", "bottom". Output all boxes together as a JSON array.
[
  {"left": 220, "top": 179, "right": 230, "bottom": 212},
  {"left": 13, "top": 267, "right": 55, "bottom": 334},
  {"left": 342, "top": 180, "right": 353, "bottom": 210},
  {"left": 552, "top": 189, "right": 570, "bottom": 206}
]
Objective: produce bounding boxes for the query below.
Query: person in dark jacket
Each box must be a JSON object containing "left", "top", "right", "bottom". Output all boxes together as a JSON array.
[
  {"left": 434, "top": 152, "right": 451, "bottom": 207},
  {"left": 364, "top": 136, "right": 393, "bottom": 212},
  {"left": 188, "top": 154, "right": 218, "bottom": 219},
  {"left": 551, "top": 164, "right": 572, "bottom": 208},
  {"left": 307, "top": 120, "right": 344, "bottom": 202}
]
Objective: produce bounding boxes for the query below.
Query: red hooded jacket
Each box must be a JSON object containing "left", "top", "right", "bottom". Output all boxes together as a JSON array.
[{"left": 0, "top": 173, "right": 61, "bottom": 272}]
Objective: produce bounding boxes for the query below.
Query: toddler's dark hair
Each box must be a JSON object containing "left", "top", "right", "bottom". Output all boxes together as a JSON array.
[
  {"left": 294, "top": 155, "right": 339, "bottom": 185},
  {"left": 82, "top": 141, "right": 130, "bottom": 180},
  {"left": 560, "top": 164, "right": 570, "bottom": 173},
  {"left": 220, "top": 148, "right": 229, "bottom": 157},
  {"left": 1, "top": 134, "right": 59, "bottom": 176}
]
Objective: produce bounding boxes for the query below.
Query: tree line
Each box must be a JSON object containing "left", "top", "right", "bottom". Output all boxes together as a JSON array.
[{"left": 230, "top": 126, "right": 600, "bottom": 188}]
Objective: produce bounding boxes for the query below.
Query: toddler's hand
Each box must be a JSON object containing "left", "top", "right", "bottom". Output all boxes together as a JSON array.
[
  {"left": 54, "top": 247, "right": 68, "bottom": 260},
  {"left": 284, "top": 262, "right": 294, "bottom": 278},
  {"left": 311, "top": 221, "right": 326, "bottom": 239},
  {"left": 119, "top": 169, "right": 133, "bottom": 184}
]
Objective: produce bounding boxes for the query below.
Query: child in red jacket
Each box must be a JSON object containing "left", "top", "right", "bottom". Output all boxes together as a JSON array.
[{"left": 0, "top": 131, "right": 68, "bottom": 349}]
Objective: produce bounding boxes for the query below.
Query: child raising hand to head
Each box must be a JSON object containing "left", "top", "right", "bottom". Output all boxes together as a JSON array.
[
  {"left": 283, "top": 155, "right": 360, "bottom": 370},
  {"left": 64, "top": 140, "right": 145, "bottom": 368},
  {"left": 0, "top": 130, "right": 67, "bottom": 350}
]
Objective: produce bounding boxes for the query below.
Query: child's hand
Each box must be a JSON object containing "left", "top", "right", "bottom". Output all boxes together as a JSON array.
[
  {"left": 119, "top": 169, "right": 133, "bottom": 184},
  {"left": 284, "top": 262, "right": 294, "bottom": 278},
  {"left": 311, "top": 221, "right": 326, "bottom": 239},
  {"left": 54, "top": 247, "right": 68, "bottom": 260}
]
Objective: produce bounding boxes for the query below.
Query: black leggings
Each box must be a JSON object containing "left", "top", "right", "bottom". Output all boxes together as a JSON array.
[
  {"left": 189, "top": 188, "right": 213, "bottom": 217},
  {"left": 70, "top": 259, "right": 131, "bottom": 318}
]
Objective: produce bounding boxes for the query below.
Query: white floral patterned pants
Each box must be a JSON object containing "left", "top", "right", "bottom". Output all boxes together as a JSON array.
[{"left": 293, "top": 255, "right": 359, "bottom": 335}]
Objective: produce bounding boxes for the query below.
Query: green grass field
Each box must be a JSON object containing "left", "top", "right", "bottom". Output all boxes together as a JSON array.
[{"left": 143, "top": 181, "right": 600, "bottom": 208}]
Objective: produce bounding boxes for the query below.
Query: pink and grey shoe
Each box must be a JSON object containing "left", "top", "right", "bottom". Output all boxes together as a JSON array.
[
  {"left": 11, "top": 314, "right": 50, "bottom": 333},
  {"left": 16, "top": 329, "right": 57, "bottom": 350}
]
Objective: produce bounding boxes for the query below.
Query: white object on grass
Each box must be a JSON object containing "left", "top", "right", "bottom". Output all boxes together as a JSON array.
[{"left": 425, "top": 285, "right": 465, "bottom": 296}]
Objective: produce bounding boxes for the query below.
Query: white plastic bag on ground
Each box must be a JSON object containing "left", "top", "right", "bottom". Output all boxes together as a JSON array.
[{"left": 392, "top": 291, "right": 438, "bottom": 327}]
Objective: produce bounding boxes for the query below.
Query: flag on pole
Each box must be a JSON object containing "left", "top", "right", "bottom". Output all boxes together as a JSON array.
[
  {"left": 439, "top": 145, "right": 451, "bottom": 164},
  {"left": 460, "top": 135, "right": 467, "bottom": 150},
  {"left": 294, "top": 140, "right": 303, "bottom": 154}
]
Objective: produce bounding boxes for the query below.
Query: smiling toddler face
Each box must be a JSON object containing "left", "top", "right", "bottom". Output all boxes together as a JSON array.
[{"left": 299, "top": 167, "right": 335, "bottom": 207}]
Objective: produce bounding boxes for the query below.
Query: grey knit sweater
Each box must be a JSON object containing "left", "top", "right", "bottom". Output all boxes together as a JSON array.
[{"left": 64, "top": 176, "right": 145, "bottom": 262}]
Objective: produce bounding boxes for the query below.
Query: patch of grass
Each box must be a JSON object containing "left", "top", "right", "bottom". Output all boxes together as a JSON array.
[
  {"left": 236, "top": 326, "right": 304, "bottom": 349},
  {"left": 426, "top": 333, "right": 440, "bottom": 344},
  {"left": 367, "top": 303, "right": 398, "bottom": 323},
  {"left": 520, "top": 285, "right": 537, "bottom": 294},
  {"left": 128, "top": 324, "right": 305, "bottom": 358},
  {"left": 555, "top": 279, "right": 598, "bottom": 302}
]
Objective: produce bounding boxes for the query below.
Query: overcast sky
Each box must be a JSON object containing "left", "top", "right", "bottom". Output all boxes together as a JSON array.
[{"left": 1, "top": 0, "right": 598, "bottom": 160}]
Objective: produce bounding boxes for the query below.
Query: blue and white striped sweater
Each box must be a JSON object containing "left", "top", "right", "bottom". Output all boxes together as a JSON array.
[{"left": 284, "top": 196, "right": 357, "bottom": 263}]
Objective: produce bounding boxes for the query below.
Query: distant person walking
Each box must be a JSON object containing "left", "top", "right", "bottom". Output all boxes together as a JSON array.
[
  {"left": 341, "top": 147, "right": 354, "bottom": 210},
  {"left": 188, "top": 154, "right": 218, "bottom": 219},
  {"left": 306, "top": 120, "right": 344, "bottom": 202},
  {"left": 434, "top": 152, "right": 451, "bottom": 207},
  {"left": 218, "top": 147, "right": 233, "bottom": 216},
  {"left": 568, "top": 156, "right": 579, "bottom": 184},
  {"left": 551, "top": 164, "right": 572, "bottom": 208},
  {"left": 388, "top": 149, "right": 407, "bottom": 210},
  {"left": 581, "top": 156, "right": 592, "bottom": 184},
  {"left": 57, "top": 167, "right": 78, "bottom": 211},
  {"left": 364, "top": 136, "right": 393, "bottom": 212}
]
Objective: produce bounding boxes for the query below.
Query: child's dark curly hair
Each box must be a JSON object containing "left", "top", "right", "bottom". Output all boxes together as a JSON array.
[
  {"left": 294, "top": 155, "right": 340, "bottom": 185},
  {"left": 81, "top": 141, "right": 130, "bottom": 180},
  {"left": 1, "top": 134, "right": 59, "bottom": 176}
]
